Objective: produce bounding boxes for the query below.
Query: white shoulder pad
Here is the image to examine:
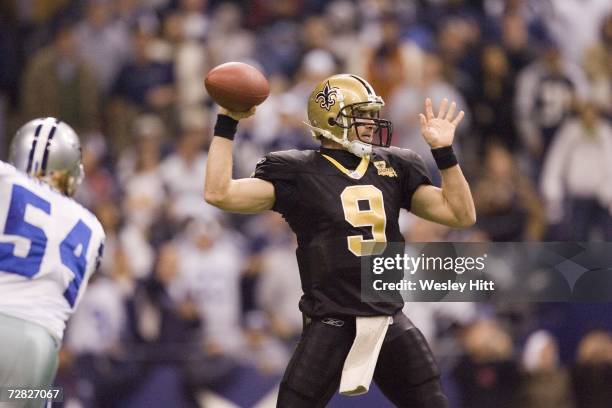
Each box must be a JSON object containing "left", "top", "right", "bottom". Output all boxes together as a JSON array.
[{"left": 0, "top": 160, "right": 17, "bottom": 177}]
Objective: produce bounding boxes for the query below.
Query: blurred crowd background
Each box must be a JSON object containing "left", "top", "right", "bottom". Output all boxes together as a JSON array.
[{"left": 1, "top": 0, "right": 612, "bottom": 407}]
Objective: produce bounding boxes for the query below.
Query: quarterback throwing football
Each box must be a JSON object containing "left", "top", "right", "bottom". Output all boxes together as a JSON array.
[{"left": 205, "top": 74, "right": 475, "bottom": 407}]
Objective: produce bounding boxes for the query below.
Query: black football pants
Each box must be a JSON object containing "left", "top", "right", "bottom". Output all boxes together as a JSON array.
[{"left": 276, "top": 312, "right": 449, "bottom": 407}]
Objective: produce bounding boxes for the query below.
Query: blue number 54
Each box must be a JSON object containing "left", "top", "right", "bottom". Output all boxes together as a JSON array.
[{"left": 0, "top": 185, "right": 94, "bottom": 307}]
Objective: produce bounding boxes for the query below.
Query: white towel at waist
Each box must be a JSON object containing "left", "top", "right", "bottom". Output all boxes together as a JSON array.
[{"left": 339, "top": 315, "right": 392, "bottom": 396}]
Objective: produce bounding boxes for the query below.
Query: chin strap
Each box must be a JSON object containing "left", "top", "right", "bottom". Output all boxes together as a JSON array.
[
  {"left": 302, "top": 122, "right": 372, "bottom": 158},
  {"left": 345, "top": 140, "right": 372, "bottom": 158}
]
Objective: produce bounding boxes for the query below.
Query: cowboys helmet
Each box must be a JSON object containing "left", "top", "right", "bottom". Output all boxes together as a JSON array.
[
  {"left": 9, "top": 117, "right": 84, "bottom": 196},
  {"left": 306, "top": 74, "right": 393, "bottom": 157}
]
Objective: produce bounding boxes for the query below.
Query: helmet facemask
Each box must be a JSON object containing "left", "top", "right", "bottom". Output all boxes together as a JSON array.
[{"left": 335, "top": 102, "right": 393, "bottom": 149}]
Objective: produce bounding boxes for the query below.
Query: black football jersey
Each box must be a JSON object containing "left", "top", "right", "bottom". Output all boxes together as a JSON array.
[{"left": 253, "top": 146, "right": 432, "bottom": 317}]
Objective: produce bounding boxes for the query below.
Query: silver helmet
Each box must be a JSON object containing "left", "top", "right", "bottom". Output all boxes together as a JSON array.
[{"left": 9, "top": 117, "right": 84, "bottom": 196}]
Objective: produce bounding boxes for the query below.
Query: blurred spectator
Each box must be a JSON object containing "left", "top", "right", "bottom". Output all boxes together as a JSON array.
[
  {"left": 117, "top": 113, "right": 166, "bottom": 182},
  {"left": 515, "top": 38, "right": 588, "bottom": 165},
  {"left": 583, "top": 13, "right": 612, "bottom": 117},
  {"left": 160, "top": 107, "right": 208, "bottom": 202},
  {"left": 127, "top": 241, "right": 239, "bottom": 401},
  {"left": 401, "top": 215, "right": 478, "bottom": 348},
  {"left": 66, "top": 248, "right": 131, "bottom": 356},
  {"left": 242, "top": 75, "right": 286, "bottom": 153},
  {"left": 324, "top": 0, "right": 360, "bottom": 67},
  {"left": 255, "top": 212, "right": 303, "bottom": 341},
  {"left": 128, "top": 243, "right": 200, "bottom": 346},
  {"left": 255, "top": 17, "right": 301, "bottom": 77},
  {"left": 74, "top": 134, "right": 118, "bottom": 209},
  {"left": 248, "top": 48, "right": 335, "bottom": 159},
  {"left": 124, "top": 242, "right": 206, "bottom": 405},
  {"left": 12, "top": 0, "right": 72, "bottom": 27},
  {"left": 109, "top": 21, "right": 176, "bottom": 148},
  {"left": 540, "top": 100, "right": 612, "bottom": 240},
  {"left": 363, "top": 14, "right": 407, "bottom": 102},
  {"left": 469, "top": 44, "right": 518, "bottom": 152},
  {"left": 572, "top": 330, "right": 612, "bottom": 408},
  {"left": 453, "top": 320, "right": 520, "bottom": 408},
  {"left": 206, "top": 2, "right": 254, "bottom": 67},
  {"left": 163, "top": 13, "right": 207, "bottom": 110},
  {"left": 485, "top": 0, "right": 546, "bottom": 25},
  {"left": 575, "top": 330, "right": 612, "bottom": 364},
  {"left": 0, "top": 8, "right": 20, "bottom": 107},
  {"left": 164, "top": 0, "right": 213, "bottom": 110},
  {"left": 389, "top": 51, "right": 469, "bottom": 178},
  {"left": 473, "top": 143, "right": 545, "bottom": 241},
  {"left": 435, "top": 15, "right": 481, "bottom": 96},
  {"left": 115, "top": 0, "right": 158, "bottom": 28},
  {"left": 289, "top": 48, "right": 338, "bottom": 103},
  {"left": 300, "top": 15, "right": 331, "bottom": 54},
  {"left": 499, "top": 12, "right": 535, "bottom": 74},
  {"left": 520, "top": 330, "right": 575, "bottom": 408},
  {"left": 161, "top": 107, "right": 223, "bottom": 224},
  {"left": 64, "top": 245, "right": 141, "bottom": 407},
  {"left": 93, "top": 201, "right": 124, "bottom": 279},
  {"left": 112, "top": 22, "right": 175, "bottom": 109},
  {"left": 544, "top": 0, "right": 612, "bottom": 65},
  {"left": 75, "top": 0, "right": 131, "bottom": 95},
  {"left": 174, "top": 0, "right": 209, "bottom": 41},
  {"left": 267, "top": 93, "right": 316, "bottom": 152},
  {"left": 121, "top": 119, "right": 165, "bottom": 216},
  {"left": 119, "top": 117, "right": 165, "bottom": 278},
  {"left": 141, "top": 0, "right": 172, "bottom": 13},
  {"left": 21, "top": 18, "right": 99, "bottom": 133},
  {"left": 119, "top": 214, "right": 157, "bottom": 280},
  {"left": 245, "top": 0, "right": 303, "bottom": 31},
  {"left": 174, "top": 217, "right": 245, "bottom": 353},
  {"left": 402, "top": 215, "right": 451, "bottom": 243},
  {"left": 230, "top": 213, "right": 304, "bottom": 374}
]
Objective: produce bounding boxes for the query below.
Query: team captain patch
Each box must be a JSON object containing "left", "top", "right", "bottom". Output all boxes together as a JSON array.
[{"left": 373, "top": 161, "right": 397, "bottom": 177}]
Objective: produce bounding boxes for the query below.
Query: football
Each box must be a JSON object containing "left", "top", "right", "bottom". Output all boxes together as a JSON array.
[{"left": 204, "top": 62, "right": 270, "bottom": 112}]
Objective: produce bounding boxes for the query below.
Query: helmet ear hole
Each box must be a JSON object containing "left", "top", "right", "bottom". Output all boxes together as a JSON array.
[{"left": 327, "top": 117, "right": 336, "bottom": 126}]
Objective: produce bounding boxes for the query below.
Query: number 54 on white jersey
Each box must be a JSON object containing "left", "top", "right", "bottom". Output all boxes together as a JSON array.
[{"left": 0, "top": 161, "right": 105, "bottom": 341}]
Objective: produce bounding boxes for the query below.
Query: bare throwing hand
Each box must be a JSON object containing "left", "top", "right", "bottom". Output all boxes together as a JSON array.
[
  {"left": 219, "top": 106, "right": 257, "bottom": 121},
  {"left": 419, "top": 98, "right": 464, "bottom": 148}
]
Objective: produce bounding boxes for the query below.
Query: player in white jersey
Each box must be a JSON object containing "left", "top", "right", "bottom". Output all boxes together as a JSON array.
[{"left": 0, "top": 118, "right": 105, "bottom": 406}]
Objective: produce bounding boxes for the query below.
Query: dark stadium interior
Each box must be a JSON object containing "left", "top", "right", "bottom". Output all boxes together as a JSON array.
[{"left": 0, "top": 0, "right": 611, "bottom": 407}]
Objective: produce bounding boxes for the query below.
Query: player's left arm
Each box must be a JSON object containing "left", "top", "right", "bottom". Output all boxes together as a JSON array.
[{"left": 410, "top": 98, "right": 476, "bottom": 228}]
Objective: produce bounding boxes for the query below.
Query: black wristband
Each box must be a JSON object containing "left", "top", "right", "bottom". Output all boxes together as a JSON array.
[
  {"left": 214, "top": 114, "right": 239, "bottom": 140},
  {"left": 431, "top": 146, "right": 458, "bottom": 170}
]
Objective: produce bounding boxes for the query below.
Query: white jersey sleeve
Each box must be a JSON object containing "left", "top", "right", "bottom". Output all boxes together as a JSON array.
[
  {"left": 0, "top": 160, "right": 14, "bottom": 176},
  {"left": 0, "top": 161, "right": 105, "bottom": 340}
]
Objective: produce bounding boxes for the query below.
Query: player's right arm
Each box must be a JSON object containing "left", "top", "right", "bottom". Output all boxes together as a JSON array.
[{"left": 204, "top": 107, "right": 275, "bottom": 213}]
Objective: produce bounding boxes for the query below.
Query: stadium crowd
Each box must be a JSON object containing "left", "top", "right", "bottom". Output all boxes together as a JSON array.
[{"left": 1, "top": 0, "right": 611, "bottom": 406}]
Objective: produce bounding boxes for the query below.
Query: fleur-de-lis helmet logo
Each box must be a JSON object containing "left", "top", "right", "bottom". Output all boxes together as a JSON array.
[{"left": 315, "top": 81, "right": 339, "bottom": 111}]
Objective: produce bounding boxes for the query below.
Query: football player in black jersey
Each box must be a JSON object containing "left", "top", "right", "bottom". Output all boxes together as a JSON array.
[{"left": 205, "top": 74, "right": 475, "bottom": 407}]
